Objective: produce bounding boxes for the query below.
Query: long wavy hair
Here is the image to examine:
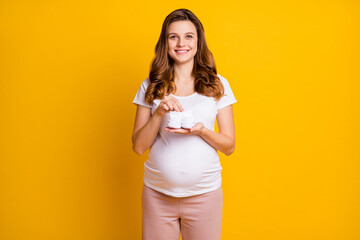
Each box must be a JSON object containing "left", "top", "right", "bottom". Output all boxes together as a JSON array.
[{"left": 145, "top": 9, "right": 224, "bottom": 104}]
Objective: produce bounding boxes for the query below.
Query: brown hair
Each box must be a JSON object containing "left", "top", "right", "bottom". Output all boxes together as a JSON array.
[{"left": 145, "top": 9, "right": 224, "bottom": 104}]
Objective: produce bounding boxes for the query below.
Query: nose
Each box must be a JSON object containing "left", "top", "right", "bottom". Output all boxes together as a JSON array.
[{"left": 176, "top": 37, "right": 186, "bottom": 47}]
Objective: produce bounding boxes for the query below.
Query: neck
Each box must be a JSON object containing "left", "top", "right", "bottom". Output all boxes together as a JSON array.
[{"left": 173, "top": 59, "right": 194, "bottom": 84}]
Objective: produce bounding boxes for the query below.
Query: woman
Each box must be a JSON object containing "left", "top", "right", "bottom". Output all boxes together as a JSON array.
[{"left": 132, "top": 8, "right": 236, "bottom": 240}]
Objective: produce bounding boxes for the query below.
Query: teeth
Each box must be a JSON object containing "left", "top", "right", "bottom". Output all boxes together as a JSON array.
[{"left": 176, "top": 50, "right": 189, "bottom": 53}]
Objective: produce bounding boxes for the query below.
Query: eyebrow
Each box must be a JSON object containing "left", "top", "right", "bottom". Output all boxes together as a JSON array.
[{"left": 168, "top": 32, "right": 195, "bottom": 35}]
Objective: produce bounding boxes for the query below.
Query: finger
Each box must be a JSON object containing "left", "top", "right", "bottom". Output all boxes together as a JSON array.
[
  {"left": 162, "top": 103, "right": 169, "bottom": 111},
  {"left": 174, "top": 100, "right": 184, "bottom": 112},
  {"left": 165, "top": 128, "right": 190, "bottom": 134},
  {"left": 163, "top": 95, "right": 170, "bottom": 101},
  {"left": 177, "top": 129, "right": 190, "bottom": 134},
  {"left": 172, "top": 101, "right": 182, "bottom": 112},
  {"left": 164, "top": 127, "right": 178, "bottom": 131},
  {"left": 165, "top": 101, "right": 175, "bottom": 111},
  {"left": 160, "top": 100, "right": 170, "bottom": 110},
  {"left": 169, "top": 97, "right": 183, "bottom": 112},
  {"left": 176, "top": 98, "right": 185, "bottom": 111}
]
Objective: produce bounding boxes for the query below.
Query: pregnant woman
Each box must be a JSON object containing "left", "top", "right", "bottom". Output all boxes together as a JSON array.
[{"left": 132, "top": 8, "right": 237, "bottom": 240}]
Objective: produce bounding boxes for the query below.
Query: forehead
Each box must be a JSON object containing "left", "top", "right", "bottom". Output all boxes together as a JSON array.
[{"left": 167, "top": 20, "right": 197, "bottom": 35}]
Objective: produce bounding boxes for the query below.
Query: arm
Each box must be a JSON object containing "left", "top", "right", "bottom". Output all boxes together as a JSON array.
[
  {"left": 132, "top": 105, "right": 162, "bottom": 155},
  {"left": 200, "top": 105, "right": 235, "bottom": 156},
  {"left": 132, "top": 96, "right": 184, "bottom": 155},
  {"left": 164, "top": 105, "right": 236, "bottom": 156}
]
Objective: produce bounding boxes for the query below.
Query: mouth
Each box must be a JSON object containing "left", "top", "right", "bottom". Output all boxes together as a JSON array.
[{"left": 175, "top": 50, "right": 190, "bottom": 54}]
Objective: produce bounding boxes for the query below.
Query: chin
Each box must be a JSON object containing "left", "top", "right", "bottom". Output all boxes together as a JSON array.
[{"left": 172, "top": 56, "right": 195, "bottom": 64}]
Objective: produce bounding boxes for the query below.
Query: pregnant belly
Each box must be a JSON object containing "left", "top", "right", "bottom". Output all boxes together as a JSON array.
[
  {"left": 148, "top": 136, "right": 219, "bottom": 188},
  {"left": 160, "top": 155, "right": 205, "bottom": 187}
]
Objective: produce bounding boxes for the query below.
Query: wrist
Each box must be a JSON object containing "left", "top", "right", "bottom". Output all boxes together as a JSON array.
[
  {"left": 153, "top": 108, "right": 165, "bottom": 118},
  {"left": 198, "top": 124, "right": 207, "bottom": 136},
  {"left": 152, "top": 110, "right": 164, "bottom": 121}
]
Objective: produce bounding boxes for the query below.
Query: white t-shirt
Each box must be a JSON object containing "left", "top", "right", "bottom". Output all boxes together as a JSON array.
[{"left": 133, "top": 74, "right": 237, "bottom": 197}]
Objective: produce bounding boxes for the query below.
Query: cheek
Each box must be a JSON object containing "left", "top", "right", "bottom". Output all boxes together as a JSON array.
[
  {"left": 191, "top": 41, "right": 198, "bottom": 53},
  {"left": 191, "top": 39, "right": 198, "bottom": 49},
  {"left": 167, "top": 41, "right": 175, "bottom": 49}
]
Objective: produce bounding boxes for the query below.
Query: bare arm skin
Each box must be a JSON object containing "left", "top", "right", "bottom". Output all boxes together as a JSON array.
[
  {"left": 132, "top": 95, "right": 184, "bottom": 155},
  {"left": 164, "top": 105, "right": 236, "bottom": 156},
  {"left": 132, "top": 105, "right": 161, "bottom": 155}
]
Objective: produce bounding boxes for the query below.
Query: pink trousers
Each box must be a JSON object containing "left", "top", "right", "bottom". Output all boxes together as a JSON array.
[{"left": 142, "top": 184, "right": 223, "bottom": 240}]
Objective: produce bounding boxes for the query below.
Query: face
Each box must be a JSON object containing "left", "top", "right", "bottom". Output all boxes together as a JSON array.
[{"left": 167, "top": 20, "right": 198, "bottom": 65}]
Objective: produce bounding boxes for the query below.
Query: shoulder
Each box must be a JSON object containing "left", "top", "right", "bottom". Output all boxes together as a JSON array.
[
  {"left": 216, "top": 73, "right": 232, "bottom": 89},
  {"left": 215, "top": 73, "right": 237, "bottom": 109},
  {"left": 140, "top": 77, "right": 150, "bottom": 89},
  {"left": 133, "top": 77, "right": 153, "bottom": 108},
  {"left": 135, "top": 77, "right": 151, "bottom": 93},
  {"left": 217, "top": 73, "right": 230, "bottom": 84}
]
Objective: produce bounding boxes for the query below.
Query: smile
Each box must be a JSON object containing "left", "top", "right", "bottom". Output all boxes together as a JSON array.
[{"left": 175, "top": 50, "right": 190, "bottom": 54}]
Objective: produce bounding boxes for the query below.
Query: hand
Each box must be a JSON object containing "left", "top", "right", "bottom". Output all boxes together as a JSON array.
[
  {"left": 164, "top": 122, "right": 205, "bottom": 136},
  {"left": 154, "top": 95, "right": 184, "bottom": 116}
]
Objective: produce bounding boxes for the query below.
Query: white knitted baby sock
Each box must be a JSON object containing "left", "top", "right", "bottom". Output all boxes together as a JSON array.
[
  {"left": 167, "top": 111, "right": 182, "bottom": 128},
  {"left": 181, "top": 110, "right": 195, "bottom": 129}
]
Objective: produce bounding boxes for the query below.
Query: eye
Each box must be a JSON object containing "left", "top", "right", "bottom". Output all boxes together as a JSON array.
[
  {"left": 186, "top": 35, "right": 193, "bottom": 38},
  {"left": 169, "top": 35, "right": 177, "bottom": 39}
]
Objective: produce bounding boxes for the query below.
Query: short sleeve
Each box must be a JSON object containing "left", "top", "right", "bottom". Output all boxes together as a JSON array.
[
  {"left": 217, "top": 74, "right": 237, "bottom": 110},
  {"left": 133, "top": 78, "right": 152, "bottom": 108}
]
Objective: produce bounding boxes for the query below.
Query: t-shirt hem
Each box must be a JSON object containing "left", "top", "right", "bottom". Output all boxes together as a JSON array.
[
  {"left": 144, "top": 181, "right": 222, "bottom": 198},
  {"left": 217, "top": 99, "right": 237, "bottom": 110},
  {"left": 133, "top": 100, "right": 152, "bottom": 108}
]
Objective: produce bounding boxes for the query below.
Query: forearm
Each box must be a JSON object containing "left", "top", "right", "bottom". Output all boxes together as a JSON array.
[
  {"left": 199, "top": 127, "right": 235, "bottom": 156},
  {"left": 132, "top": 113, "right": 162, "bottom": 155}
]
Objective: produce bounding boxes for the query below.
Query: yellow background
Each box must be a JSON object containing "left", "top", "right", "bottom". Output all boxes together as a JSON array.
[{"left": 0, "top": 0, "right": 359, "bottom": 239}]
